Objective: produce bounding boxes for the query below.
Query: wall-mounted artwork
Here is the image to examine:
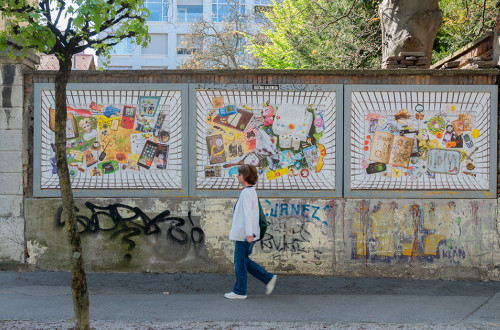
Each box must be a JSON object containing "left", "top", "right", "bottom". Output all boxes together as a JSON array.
[
  {"left": 37, "top": 87, "right": 183, "bottom": 191},
  {"left": 347, "top": 86, "right": 497, "bottom": 196},
  {"left": 195, "top": 87, "right": 338, "bottom": 191}
]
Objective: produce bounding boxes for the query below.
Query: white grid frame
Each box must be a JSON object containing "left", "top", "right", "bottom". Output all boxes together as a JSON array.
[
  {"left": 34, "top": 83, "right": 188, "bottom": 197},
  {"left": 345, "top": 85, "right": 497, "bottom": 198},
  {"left": 191, "top": 84, "right": 342, "bottom": 197}
]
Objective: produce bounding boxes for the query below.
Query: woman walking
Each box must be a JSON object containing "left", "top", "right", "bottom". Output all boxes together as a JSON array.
[{"left": 224, "top": 164, "right": 277, "bottom": 299}]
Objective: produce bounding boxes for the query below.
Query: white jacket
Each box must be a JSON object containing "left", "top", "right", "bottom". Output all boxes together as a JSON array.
[{"left": 229, "top": 186, "right": 260, "bottom": 241}]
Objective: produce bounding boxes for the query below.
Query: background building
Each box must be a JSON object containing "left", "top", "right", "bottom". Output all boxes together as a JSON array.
[
  {"left": 99, "top": 0, "right": 275, "bottom": 70},
  {"left": 38, "top": 53, "right": 96, "bottom": 70}
]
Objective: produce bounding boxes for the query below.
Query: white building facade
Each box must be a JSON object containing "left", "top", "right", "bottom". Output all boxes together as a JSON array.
[{"left": 100, "top": 0, "right": 274, "bottom": 70}]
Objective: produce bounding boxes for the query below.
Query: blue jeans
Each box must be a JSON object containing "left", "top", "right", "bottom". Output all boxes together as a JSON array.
[{"left": 232, "top": 240, "right": 274, "bottom": 295}]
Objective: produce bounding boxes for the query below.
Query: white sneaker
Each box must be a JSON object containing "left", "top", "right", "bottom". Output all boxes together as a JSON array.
[
  {"left": 266, "top": 275, "right": 277, "bottom": 295},
  {"left": 224, "top": 291, "right": 247, "bottom": 299}
]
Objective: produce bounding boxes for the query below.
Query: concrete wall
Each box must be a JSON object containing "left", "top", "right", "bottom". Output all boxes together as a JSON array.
[
  {"left": 25, "top": 197, "right": 500, "bottom": 280},
  {"left": 4, "top": 68, "right": 500, "bottom": 280},
  {"left": 0, "top": 55, "right": 38, "bottom": 265}
]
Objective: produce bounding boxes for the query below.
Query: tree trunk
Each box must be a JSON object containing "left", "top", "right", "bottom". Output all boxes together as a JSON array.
[
  {"left": 379, "top": 0, "right": 442, "bottom": 68},
  {"left": 54, "top": 55, "right": 90, "bottom": 330}
]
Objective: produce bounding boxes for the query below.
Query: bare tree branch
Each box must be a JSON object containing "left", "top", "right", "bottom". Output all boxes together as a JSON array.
[
  {"left": 54, "top": 0, "right": 67, "bottom": 28},
  {"left": 479, "top": 0, "right": 487, "bottom": 32},
  {"left": 275, "top": 0, "right": 361, "bottom": 64},
  {"left": 5, "top": 39, "right": 23, "bottom": 50},
  {"left": 181, "top": 0, "right": 261, "bottom": 69},
  {"left": 315, "top": 0, "right": 359, "bottom": 29}
]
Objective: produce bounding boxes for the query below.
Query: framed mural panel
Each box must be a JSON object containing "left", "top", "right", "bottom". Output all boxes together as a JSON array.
[
  {"left": 344, "top": 85, "right": 498, "bottom": 198},
  {"left": 33, "top": 83, "right": 189, "bottom": 197},
  {"left": 190, "top": 84, "right": 343, "bottom": 197}
]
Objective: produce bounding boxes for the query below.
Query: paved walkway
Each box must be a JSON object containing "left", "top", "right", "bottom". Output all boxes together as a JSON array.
[{"left": 1, "top": 271, "right": 500, "bottom": 329}]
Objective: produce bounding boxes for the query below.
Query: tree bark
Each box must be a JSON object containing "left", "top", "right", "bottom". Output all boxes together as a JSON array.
[
  {"left": 54, "top": 55, "right": 90, "bottom": 330},
  {"left": 379, "top": 0, "right": 442, "bottom": 68}
]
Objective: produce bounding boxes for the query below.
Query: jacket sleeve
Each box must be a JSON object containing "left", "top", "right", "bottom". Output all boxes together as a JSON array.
[{"left": 241, "top": 190, "right": 256, "bottom": 237}]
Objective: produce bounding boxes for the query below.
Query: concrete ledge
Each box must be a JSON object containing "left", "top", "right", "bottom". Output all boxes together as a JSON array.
[
  {"left": 32, "top": 68, "right": 500, "bottom": 77},
  {"left": 29, "top": 69, "right": 499, "bottom": 88},
  {"left": 0, "top": 49, "right": 39, "bottom": 70},
  {"left": 0, "top": 261, "right": 27, "bottom": 271}
]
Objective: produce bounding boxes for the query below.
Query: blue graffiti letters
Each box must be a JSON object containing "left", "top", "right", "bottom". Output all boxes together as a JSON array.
[{"left": 264, "top": 200, "right": 327, "bottom": 226}]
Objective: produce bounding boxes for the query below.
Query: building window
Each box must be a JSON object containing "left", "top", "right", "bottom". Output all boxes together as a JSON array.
[
  {"left": 142, "top": 34, "right": 168, "bottom": 56},
  {"left": 110, "top": 39, "right": 132, "bottom": 55},
  {"left": 176, "top": 34, "right": 197, "bottom": 54},
  {"left": 141, "top": 66, "right": 168, "bottom": 69},
  {"left": 255, "top": 0, "right": 279, "bottom": 13},
  {"left": 212, "top": 0, "right": 244, "bottom": 22},
  {"left": 145, "top": 0, "right": 169, "bottom": 22},
  {"left": 106, "top": 66, "right": 133, "bottom": 70},
  {"left": 177, "top": 5, "right": 203, "bottom": 23}
]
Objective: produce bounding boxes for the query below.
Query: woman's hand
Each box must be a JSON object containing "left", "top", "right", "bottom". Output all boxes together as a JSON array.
[{"left": 246, "top": 235, "right": 254, "bottom": 243}]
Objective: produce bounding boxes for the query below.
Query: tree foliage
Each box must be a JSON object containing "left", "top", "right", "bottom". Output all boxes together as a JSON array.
[
  {"left": 0, "top": 0, "right": 150, "bottom": 60},
  {"left": 433, "top": 0, "right": 498, "bottom": 63},
  {"left": 243, "top": 0, "right": 498, "bottom": 69},
  {"left": 0, "top": 1, "right": 150, "bottom": 329},
  {"left": 246, "top": 0, "right": 382, "bottom": 69}
]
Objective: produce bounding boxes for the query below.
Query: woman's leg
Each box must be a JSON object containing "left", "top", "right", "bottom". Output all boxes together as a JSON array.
[
  {"left": 232, "top": 240, "right": 249, "bottom": 295},
  {"left": 246, "top": 242, "right": 274, "bottom": 284}
]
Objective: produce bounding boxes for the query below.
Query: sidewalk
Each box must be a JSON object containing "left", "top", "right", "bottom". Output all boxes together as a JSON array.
[{"left": 1, "top": 271, "right": 500, "bottom": 329}]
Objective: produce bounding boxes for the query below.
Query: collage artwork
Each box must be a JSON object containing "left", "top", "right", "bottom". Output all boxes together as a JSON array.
[
  {"left": 38, "top": 87, "right": 492, "bottom": 193},
  {"left": 351, "top": 91, "right": 491, "bottom": 191},
  {"left": 197, "top": 91, "right": 335, "bottom": 190},
  {"left": 41, "top": 90, "right": 182, "bottom": 190}
]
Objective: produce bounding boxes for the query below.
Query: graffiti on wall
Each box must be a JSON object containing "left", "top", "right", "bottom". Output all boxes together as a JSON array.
[
  {"left": 257, "top": 200, "right": 334, "bottom": 264},
  {"left": 350, "top": 201, "right": 466, "bottom": 264},
  {"left": 265, "top": 200, "right": 331, "bottom": 226},
  {"left": 195, "top": 88, "right": 337, "bottom": 190},
  {"left": 349, "top": 90, "right": 493, "bottom": 191},
  {"left": 55, "top": 202, "right": 205, "bottom": 261},
  {"left": 40, "top": 89, "right": 182, "bottom": 190}
]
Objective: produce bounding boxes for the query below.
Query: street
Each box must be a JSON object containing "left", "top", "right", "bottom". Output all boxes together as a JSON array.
[{"left": 1, "top": 271, "right": 500, "bottom": 329}]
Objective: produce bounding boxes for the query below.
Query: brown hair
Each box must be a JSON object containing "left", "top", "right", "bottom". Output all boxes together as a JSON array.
[{"left": 238, "top": 164, "right": 258, "bottom": 185}]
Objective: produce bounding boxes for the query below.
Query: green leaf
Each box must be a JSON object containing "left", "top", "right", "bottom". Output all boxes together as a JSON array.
[{"left": 0, "top": 0, "right": 150, "bottom": 61}]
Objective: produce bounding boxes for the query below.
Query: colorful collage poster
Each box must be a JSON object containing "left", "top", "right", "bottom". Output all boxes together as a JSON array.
[
  {"left": 350, "top": 90, "right": 492, "bottom": 191},
  {"left": 40, "top": 89, "right": 182, "bottom": 190},
  {"left": 196, "top": 89, "right": 337, "bottom": 190}
]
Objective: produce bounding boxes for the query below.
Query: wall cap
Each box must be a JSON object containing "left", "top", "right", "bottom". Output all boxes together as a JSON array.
[{"left": 30, "top": 68, "right": 500, "bottom": 80}]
